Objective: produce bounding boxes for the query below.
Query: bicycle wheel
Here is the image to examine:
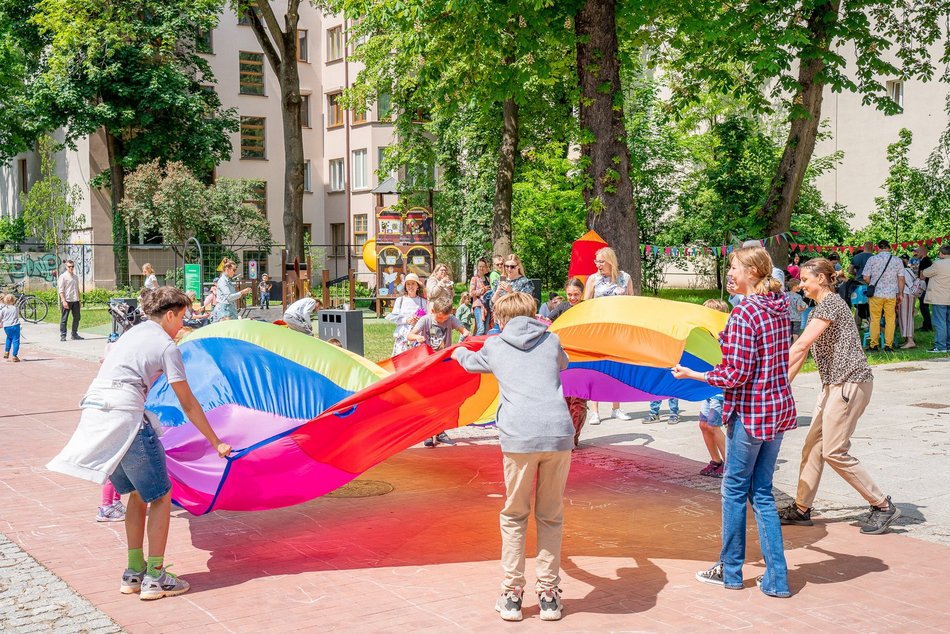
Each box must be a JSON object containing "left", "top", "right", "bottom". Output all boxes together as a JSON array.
[{"left": 20, "top": 295, "right": 48, "bottom": 323}]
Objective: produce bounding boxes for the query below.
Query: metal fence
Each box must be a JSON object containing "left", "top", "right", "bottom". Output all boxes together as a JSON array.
[{"left": 0, "top": 241, "right": 472, "bottom": 295}]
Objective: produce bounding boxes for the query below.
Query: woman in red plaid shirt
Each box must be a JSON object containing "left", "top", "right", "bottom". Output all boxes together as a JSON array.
[{"left": 673, "top": 245, "right": 796, "bottom": 598}]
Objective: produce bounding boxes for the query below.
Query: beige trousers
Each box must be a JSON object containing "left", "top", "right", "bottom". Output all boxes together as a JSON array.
[
  {"left": 796, "top": 382, "right": 886, "bottom": 509},
  {"left": 868, "top": 296, "right": 897, "bottom": 348},
  {"left": 500, "top": 451, "right": 572, "bottom": 592}
]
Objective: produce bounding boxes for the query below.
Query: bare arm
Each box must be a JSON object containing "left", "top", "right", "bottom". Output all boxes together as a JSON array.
[
  {"left": 583, "top": 277, "right": 595, "bottom": 300},
  {"left": 788, "top": 317, "right": 831, "bottom": 382},
  {"left": 171, "top": 381, "right": 231, "bottom": 457}
]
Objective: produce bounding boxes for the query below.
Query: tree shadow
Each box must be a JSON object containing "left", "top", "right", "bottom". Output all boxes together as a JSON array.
[{"left": 178, "top": 443, "right": 833, "bottom": 612}]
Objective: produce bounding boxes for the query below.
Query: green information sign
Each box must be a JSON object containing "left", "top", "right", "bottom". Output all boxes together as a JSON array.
[{"left": 184, "top": 263, "right": 202, "bottom": 300}]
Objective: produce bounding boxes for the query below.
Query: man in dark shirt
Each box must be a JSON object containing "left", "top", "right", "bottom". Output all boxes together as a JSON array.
[
  {"left": 849, "top": 241, "right": 875, "bottom": 323},
  {"left": 916, "top": 244, "right": 933, "bottom": 331}
]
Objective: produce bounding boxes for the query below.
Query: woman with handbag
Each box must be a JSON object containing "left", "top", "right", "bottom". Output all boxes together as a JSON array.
[{"left": 898, "top": 255, "right": 923, "bottom": 349}]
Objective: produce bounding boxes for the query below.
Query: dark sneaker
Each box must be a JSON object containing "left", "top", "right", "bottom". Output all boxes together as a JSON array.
[
  {"left": 494, "top": 588, "right": 523, "bottom": 621},
  {"left": 668, "top": 414, "right": 680, "bottom": 425},
  {"left": 140, "top": 567, "right": 190, "bottom": 600},
  {"left": 641, "top": 414, "right": 661, "bottom": 424},
  {"left": 695, "top": 562, "right": 724, "bottom": 587},
  {"left": 71, "top": 334, "right": 85, "bottom": 340},
  {"left": 120, "top": 568, "right": 145, "bottom": 594},
  {"left": 60, "top": 335, "right": 66, "bottom": 342},
  {"left": 883, "top": 346, "right": 894, "bottom": 353},
  {"left": 538, "top": 587, "right": 563, "bottom": 621},
  {"left": 928, "top": 347, "right": 948, "bottom": 353},
  {"left": 699, "top": 461, "right": 723, "bottom": 477},
  {"left": 861, "top": 496, "right": 902, "bottom": 535},
  {"left": 778, "top": 504, "right": 814, "bottom": 526},
  {"left": 423, "top": 438, "right": 436, "bottom": 448},
  {"left": 435, "top": 432, "right": 456, "bottom": 445}
]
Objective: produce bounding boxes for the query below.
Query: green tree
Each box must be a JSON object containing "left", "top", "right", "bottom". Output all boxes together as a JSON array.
[
  {"left": 667, "top": 0, "right": 947, "bottom": 266},
  {"left": 120, "top": 160, "right": 272, "bottom": 253},
  {"left": 12, "top": 0, "right": 237, "bottom": 286},
  {"left": 19, "top": 135, "right": 85, "bottom": 252},
  {"left": 231, "top": 0, "right": 306, "bottom": 262}
]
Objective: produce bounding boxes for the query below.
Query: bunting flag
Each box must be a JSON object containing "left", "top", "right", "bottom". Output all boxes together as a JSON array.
[{"left": 641, "top": 231, "right": 950, "bottom": 259}]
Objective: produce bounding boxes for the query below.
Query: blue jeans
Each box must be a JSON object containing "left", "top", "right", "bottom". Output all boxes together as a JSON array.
[
  {"left": 260, "top": 292, "right": 270, "bottom": 308},
  {"left": 720, "top": 416, "right": 790, "bottom": 597},
  {"left": 649, "top": 398, "right": 679, "bottom": 416},
  {"left": 474, "top": 306, "right": 487, "bottom": 336},
  {"left": 933, "top": 304, "right": 949, "bottom": 351},
  {"left": 109, "top": 423, "right": 172, "bottom": 504},
  {"left": 4, "top": 324, "right": 20, "bottom": 356}
]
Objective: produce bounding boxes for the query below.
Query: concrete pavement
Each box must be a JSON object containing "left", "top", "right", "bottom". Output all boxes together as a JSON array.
[{"left": 1, "top": 332, "right": 949, "bottom": 632}]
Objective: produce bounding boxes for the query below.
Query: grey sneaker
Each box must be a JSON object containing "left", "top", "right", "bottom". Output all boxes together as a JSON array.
[
  {"left": 861, "top": 496, "right": 902, "bottom": 535},
  {"left": 120, "top": 568, "right": 144, "bottom": 594},
  {"left": 641, "top": 414, "right": 661, "bottom": 424},
  {"left": 695, "top": 562, "right": 724, "bottom": 587},
  {"left": 538, "top": 587, "right": 563, "bottom": 621},
  {"left": 435, "top": 432, "right": 456, "bottom": 445},
  {"left": 668, "top": 414, "right": 680, "bottom": 425},
  {"left": 139, "top": 567, "right": 190, "bottom": 600},
  {"left": 778, "top": 504, "right": 813, "bottom": 526},
  {"left": 494, "top": 588, "right": 523, "bottom": 621}
]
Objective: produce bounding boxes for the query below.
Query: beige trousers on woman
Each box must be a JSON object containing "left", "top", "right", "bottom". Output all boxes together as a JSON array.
[
  {"left": 500, "top": 451, "right": 572, "bottom": 592},
  {"left": 796, "top": 382, "right": 886, "bottom": 509}
]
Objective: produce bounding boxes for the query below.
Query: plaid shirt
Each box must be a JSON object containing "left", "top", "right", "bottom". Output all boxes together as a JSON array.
[{"left": 705, "top": 293, "right": 797, "bottom": 441}]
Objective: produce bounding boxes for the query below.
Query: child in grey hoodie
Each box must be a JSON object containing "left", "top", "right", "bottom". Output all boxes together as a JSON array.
[{"left": 451, "top": 291, "right": 573, "bottom": 622}]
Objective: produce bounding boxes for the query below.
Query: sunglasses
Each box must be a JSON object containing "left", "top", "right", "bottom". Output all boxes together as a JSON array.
[{"left": 504, "top": 264, "right": 518, "bottom": 269}]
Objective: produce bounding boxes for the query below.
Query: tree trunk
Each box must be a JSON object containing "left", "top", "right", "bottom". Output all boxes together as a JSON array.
[
  {"left": 105, "top": 129, "right": 128, "bottom": 288},
  {"left": 248, "top": 0, "right": 305, "bottom": 263},
  {"left": 575, "top": 0, "right": 641, "bottom": 294},
  {"left": 491, "top": 98, "right": 518, "bottom": 258},
  {"left": 761, "top": 0, "right": 840, "bottom": 268}
]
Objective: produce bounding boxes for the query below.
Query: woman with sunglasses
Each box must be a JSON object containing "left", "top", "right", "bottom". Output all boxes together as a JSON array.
[
  {"left": 491, "top": 254, "right": 534, "bottom": 308},
  {"left": 583, "top": 247, "right": 634, "bottom": 423}
]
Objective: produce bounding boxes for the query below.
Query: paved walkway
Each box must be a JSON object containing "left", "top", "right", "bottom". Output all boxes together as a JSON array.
[{"left": 1, "top": 334, "right": 949, "bottom": 632}]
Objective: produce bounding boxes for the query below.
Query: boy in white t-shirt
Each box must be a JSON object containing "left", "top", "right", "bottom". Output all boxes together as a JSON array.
[{"left": 48, "top": 287, "right": 231, "bottom": 601}]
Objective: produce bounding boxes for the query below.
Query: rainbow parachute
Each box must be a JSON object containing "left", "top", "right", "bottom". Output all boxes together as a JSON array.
[{"left": 145, "top": 297, "right": 726, "bottom": 514}]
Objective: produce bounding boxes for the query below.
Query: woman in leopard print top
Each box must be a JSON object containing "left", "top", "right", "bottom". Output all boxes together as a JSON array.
[{"left": 785, "top": 258, "right": 900, "bottom": 535}]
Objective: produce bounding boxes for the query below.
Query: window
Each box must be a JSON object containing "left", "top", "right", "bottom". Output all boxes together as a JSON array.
[
  {"left": 377, "top": 92, "right": 391, "bottom": 121},
  {"left": 238, "top": 6, "right": 260, "bottom": 26},
  {"left": 18, "top": 158, "right": 28, "bottom": 194},
  {"left": 352, "top": 98, "right": 367, "bottom": 124},
  {"left": 327, "top": 92, "right": 344, "bottom": 128},
  {"left": 329, "top": 158, "right": 345, "bottom": 192},
  {"left": 303, "top": 223, "right": 313, "bottom": 244},
  {"left": 304, "top": 160, "right": 312, "bottom": 192},
  {"left": 246, "top": 180, "right": 267, "bottom": 214},
  {"left": 197, "top": 29, "right": 213, "bottom": 54},
  {"left": 330, "top": 222, "right": 346, "bottom": 257},
  {"left": 353, "top": 213, "right": 368, "bottom": 248},
  {"left": 327, "top": 26, "right": 343, "bottom": 62},
  {"left": 297, "top": 29, "right": 309, "bottom": 62},
  {"left": 300, "top": 93, "right": 311, "bottom": 127},
  {"left": 886, "top": 80, "right": 904, "bottom": 109},
  {"left": 239, "top": 51, "right": 265, "bottom": 95},
  {"left": 352, "top": 149, "right": 367, "bottom": 190},
  {"left": 240, "top": 116, "right": 266, "bottom": 159}
]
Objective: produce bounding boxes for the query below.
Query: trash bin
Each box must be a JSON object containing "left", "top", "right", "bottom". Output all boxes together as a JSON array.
[{"left": 318, "top": 309, "right": 364, "bottom": 356}]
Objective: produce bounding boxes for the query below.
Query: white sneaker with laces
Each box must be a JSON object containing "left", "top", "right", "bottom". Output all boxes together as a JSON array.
[
  {"left": 611, "top": 408, "right": 631, "bottom": 421},
  {"left": 538, "top": 587, "right": 563, "bottom": 621}
]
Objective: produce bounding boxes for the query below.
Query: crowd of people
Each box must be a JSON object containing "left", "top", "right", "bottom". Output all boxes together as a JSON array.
[{"left": 33, "top": 239, "right": 941, "bottom": 620}]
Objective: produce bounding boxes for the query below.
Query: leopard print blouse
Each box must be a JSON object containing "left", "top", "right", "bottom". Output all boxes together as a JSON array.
[{"left": 808, "top": 293, "right": 873, "bottom": 385}]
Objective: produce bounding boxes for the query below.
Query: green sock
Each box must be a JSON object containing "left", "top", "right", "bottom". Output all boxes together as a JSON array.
[
  {"left": 128, "top": 548, "right": 146, "bottom": 573},
  {"left": 146, "top": 555, "right": 164, "bottom": 577}
]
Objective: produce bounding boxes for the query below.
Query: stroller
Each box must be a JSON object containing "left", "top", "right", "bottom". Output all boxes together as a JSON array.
[{"left": 108, "top": 298, "right": 146, "bottom": 342}]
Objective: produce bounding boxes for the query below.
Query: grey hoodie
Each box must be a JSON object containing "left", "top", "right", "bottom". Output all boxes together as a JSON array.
[{"left": 455, "top": 316, "right": 574, "bottom": 453}]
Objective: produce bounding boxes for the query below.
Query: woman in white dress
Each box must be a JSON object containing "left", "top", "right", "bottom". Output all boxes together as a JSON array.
[
  {"left": 386, "top": 273, "right": 427, "bottom": 355},
  {"left": 583, "top": 246, "right": 634, "bottom": 424}
]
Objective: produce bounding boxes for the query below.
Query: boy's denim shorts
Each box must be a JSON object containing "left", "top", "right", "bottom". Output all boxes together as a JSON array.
[
  {"left": 699, "top": 399, "right": 724, "bottom": 427},
  {"left": 109, "top": 423, "right": 172, "bottom": 503}
]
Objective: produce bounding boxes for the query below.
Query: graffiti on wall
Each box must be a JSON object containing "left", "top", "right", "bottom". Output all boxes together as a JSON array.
[{"left": 0, "top": 245, "right": 93, "bottom": 288}]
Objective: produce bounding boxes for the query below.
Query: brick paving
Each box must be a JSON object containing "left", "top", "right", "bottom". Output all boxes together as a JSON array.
[{"left": 2, "top": 352, "right": 950, "bottom": 632}]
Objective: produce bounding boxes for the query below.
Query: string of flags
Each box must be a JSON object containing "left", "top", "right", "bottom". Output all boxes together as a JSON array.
[
  {"left": 641, "top": 231, "right": 950, "bottom": 258},
  {"left": 641, "top": 232, "right": 794, "bottom": 258}
]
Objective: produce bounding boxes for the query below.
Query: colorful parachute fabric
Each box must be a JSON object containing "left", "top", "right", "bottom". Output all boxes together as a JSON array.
[
  {"left": 151, "top": 297, "right": 726, "bottom": 515},
  {"left": 551, "top": 296, "right": 728, "bottom": 403}
]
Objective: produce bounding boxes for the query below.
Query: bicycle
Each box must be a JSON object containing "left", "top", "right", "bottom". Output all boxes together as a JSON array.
[{"left": 5, "top": 281, "right": 50, "bottom": 324}]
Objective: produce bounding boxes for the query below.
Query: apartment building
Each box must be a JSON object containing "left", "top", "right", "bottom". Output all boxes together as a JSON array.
[{"left": 0, "top": 4, "right": 395, "bottom": 288}]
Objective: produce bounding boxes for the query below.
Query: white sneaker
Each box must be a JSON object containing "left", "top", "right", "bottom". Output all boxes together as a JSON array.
[
  {"left": 140, "top": 567, "right": 190, "bottom": 601},
  {"left": 587, "top": 411, "right": 601, "bottom": 426},
  {"left": 612, "top": 408, "right": 631, "bottom": 421}
]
